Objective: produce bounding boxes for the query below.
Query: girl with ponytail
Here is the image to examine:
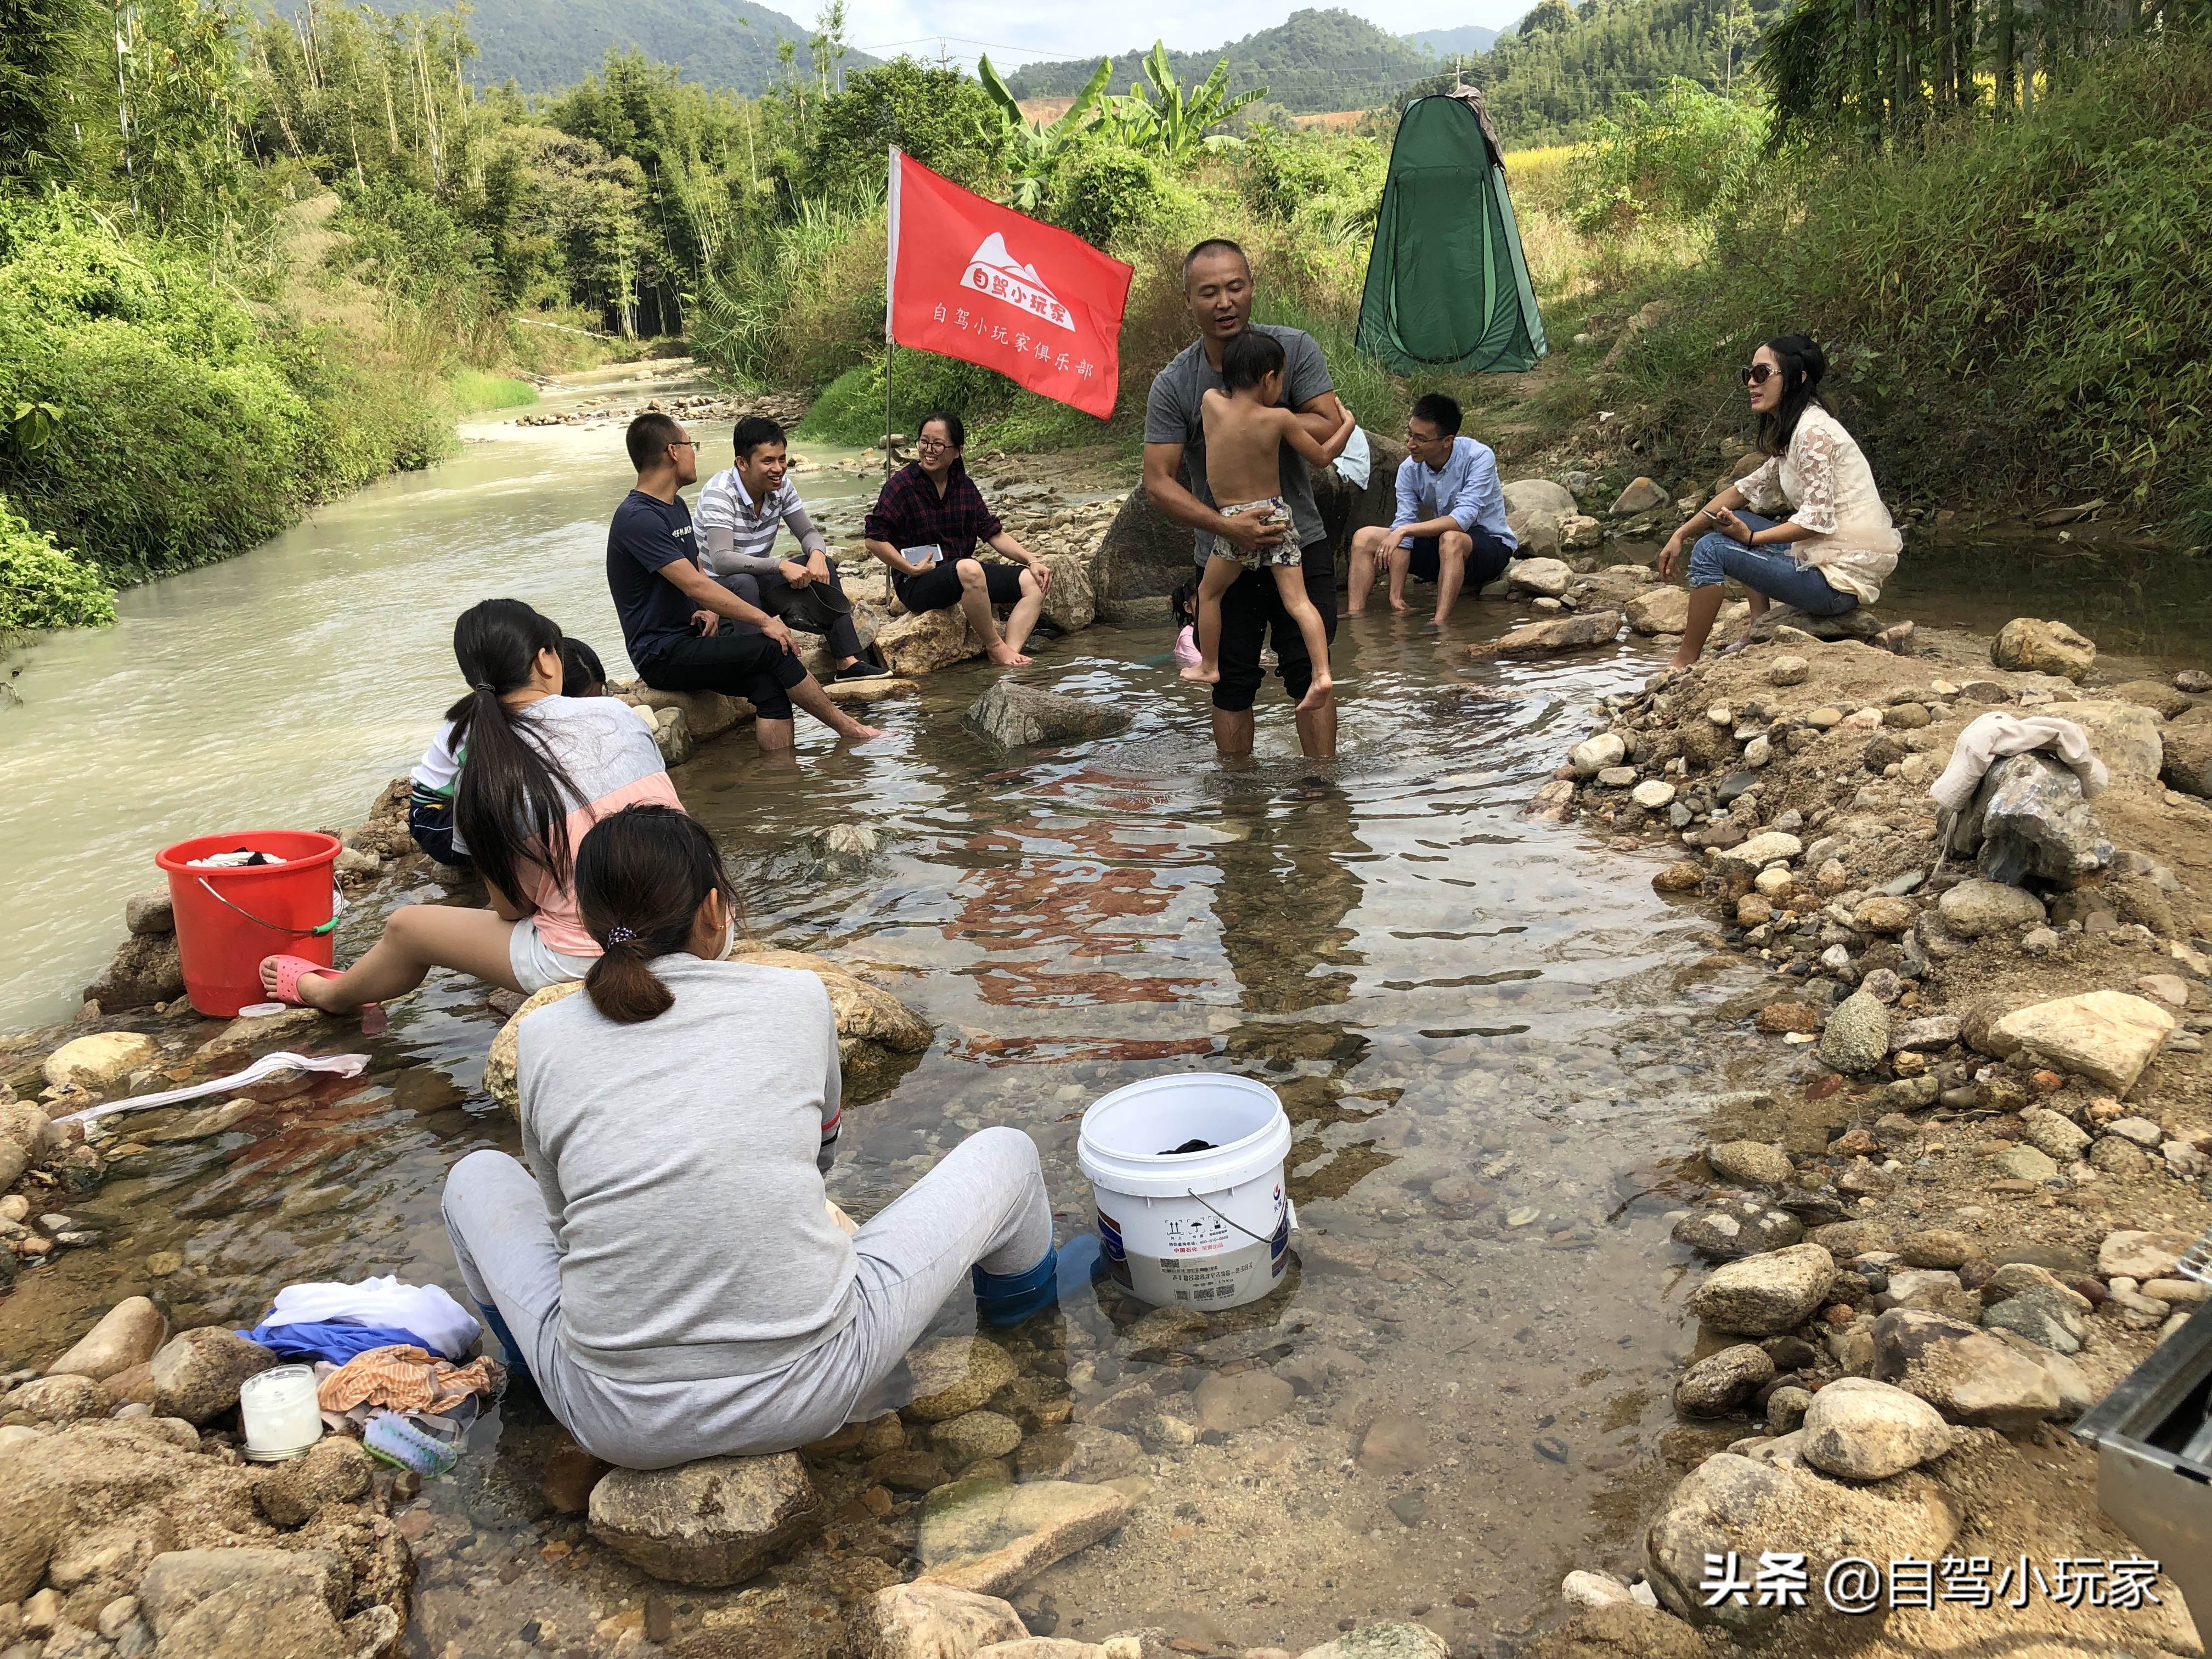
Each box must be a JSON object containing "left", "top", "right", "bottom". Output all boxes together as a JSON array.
[
  {"left": 259, "top": 599, "right": 681, "bottom": 1018},
  {"left": 439, "top": 803, "right": 1097, "bottom": 1468}
]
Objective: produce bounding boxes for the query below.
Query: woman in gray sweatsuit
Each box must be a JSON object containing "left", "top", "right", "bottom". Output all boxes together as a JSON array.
[{"left": 440, "top": 804, "right": 1080, "bottom": 1469}]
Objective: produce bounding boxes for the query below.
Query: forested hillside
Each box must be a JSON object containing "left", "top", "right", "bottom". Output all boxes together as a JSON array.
[
  {"left": 1405, "top": 25, "right": 1503, "bottom": 57},
  {"left": 1410, "top": 0, "right": 1785, "bottom": 142},
  {"left": 1006, "top": 9, "right": 1439, "bottom": 113},
  {"left": 264, "top": 0, "right": 874, "bottom": 93}
]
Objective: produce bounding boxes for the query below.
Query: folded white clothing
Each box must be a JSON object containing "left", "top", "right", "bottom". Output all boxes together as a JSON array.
[
  {"left": 1928, "top": 712, "right": 2109, "bottom": 815},
  {"left": 263, "top": 1276, "right": 481, "bottom": 1361}
]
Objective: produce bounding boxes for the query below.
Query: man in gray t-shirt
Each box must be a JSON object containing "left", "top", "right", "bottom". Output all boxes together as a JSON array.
[{"left": 1143, "top": 239, "right": 1347, "bottom": 760}]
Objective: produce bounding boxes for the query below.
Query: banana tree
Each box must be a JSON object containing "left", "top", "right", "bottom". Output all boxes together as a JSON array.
[
  {"left": 976, "top": 54, "right": 1113, "bottom": 212},
  {"left": 1098, "top": 43, "right": 1266, "bottom": 164}
]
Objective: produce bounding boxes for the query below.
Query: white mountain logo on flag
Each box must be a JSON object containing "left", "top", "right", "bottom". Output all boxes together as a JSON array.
[{"left": 962, "top": 232, "right": 1075, "bottom": 332}]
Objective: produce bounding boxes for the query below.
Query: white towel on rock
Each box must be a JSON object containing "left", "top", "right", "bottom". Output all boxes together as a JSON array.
[{"left": 1928, "top": 712, "right": 2108, "bottom": 814}]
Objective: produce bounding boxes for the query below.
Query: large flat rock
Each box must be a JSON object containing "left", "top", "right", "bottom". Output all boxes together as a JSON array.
[
  {"left": 1985, "top": 990, "right": 2174, "bottom": 1096},
  {"left": 588, "top": 1453, "right": 822, "bottom": 1586},
  {"left": 916, "top": 1479, "right": 1132, "bottom": 1597}
]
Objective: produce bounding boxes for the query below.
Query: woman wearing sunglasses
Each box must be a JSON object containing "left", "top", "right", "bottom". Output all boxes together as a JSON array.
[{"left": 1657, "top": 334, "right": 1900, "bottom": 667}]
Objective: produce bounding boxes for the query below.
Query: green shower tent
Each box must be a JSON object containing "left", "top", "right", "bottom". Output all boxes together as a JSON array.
[{"left": 1356, "top": 87, "right": 1547, "bottom": 375}]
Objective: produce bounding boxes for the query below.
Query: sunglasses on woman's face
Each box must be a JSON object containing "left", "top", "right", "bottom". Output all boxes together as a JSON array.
[{"left": 1739, "top": 363, "right": 1779, "bottom": 387}]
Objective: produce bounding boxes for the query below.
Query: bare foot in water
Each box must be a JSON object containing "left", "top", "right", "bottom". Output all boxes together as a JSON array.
[
  {"left": 1389, "top": 596, "right": 1412, "bottom": 613},
  {"left": 987, "top": 644, "right": 1031, "bottom": 667},
  {"left": 1296, "top": 675, "right": 1335, "bottom": 713},
  {"left": 1181, "top": 663, "right": 1222, "bottom": 685}
]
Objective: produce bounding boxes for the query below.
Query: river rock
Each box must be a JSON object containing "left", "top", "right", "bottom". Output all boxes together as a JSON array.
[
  {"left": 905, "top": 1338, "right": 1020, "bottom": 1423},
  {"left": 2098, "top": 1229, "right": 2191, "bottom": 1280},
  {"left": 1672, "top": 1202, "right": 1803, "bottom": 1261},
  {"left": 1, "top": 1375, "right": 106, "bottom": 1424},
  {"left": 1632, "top": 780, "right": 1675, "bottom": 809},
  {"left": 1716, "top": 833, "right": 1802, "bottom": 875},
  {"left": 932, "top": 1411, "right": 1023, "bottom": 1465},
  {"left": 2160, "top": 720, "right": 2212, "bottom": 797},
  {"left": 43, "top": 1032, "right": 160, "bottom": 1092},
  {"left": 137, "top": 1548, "right": 353, "bottom": 1659},
  {"left": 1192, "top": 1372, "right": 1294, "bottom": 1434},
  {"left": 1896, "top": 1230, "right": 1974, "bottom": 1271},
  {"left": 877, "top": 606, "right": 987, "bottom": 675},
  {"left": 1014, "top": 1425, "right": 1143, "bottom": 1483},
  {"left": 1818, "top": 991, "right": 1890, "bottom": 1074},
  {"left": 629, "top": 685, "right": 747, "bottom": 742},
  {"left": 2020, "top": 1107, "right": 2091, "bottom": 1163},
  {"left": 1291, "top": 1627, "right": 1450, "bottom": 1659},
  {"left": 1644, "top": 1453, "right": 1961, "bottom": 1630},
  {"left": 1464, "top": 610, "right": 1623, "bottom": 661},
  {"left": 853, "top": 1582, "right": 1026, "bottom": 1659},
  {"left": 1508, "top": 557, "right": 1575, "bottom": 599},
  {"left": 1504, "top": 478, "right": 1578, "bottom": 522},
  {"left": 1937, "top": 881, "right": 2045, "bottom": 938},
  {"left": 1569, "top": 733, "right": 1627, "bottom": 776},
  {"left": 47, "top": 1299, "right": 166, "bottom": 1383},
  {"left": 1966, "top": 752, "right": 2112, "bottom": 884},
  {"left": 1610, "top": 477, "right": 1668, "bottom": 517},
  {"left": 1990, "top": 1142, "right": 2058, "bottom": 1181},
  {"left": 1993, "top": 618, "right": 2095, "bottom": 681},
  {"left": 1980, "top": 1273, "right": 2092, "bottom": 1354},
  {"left": 85, "top": 933, "right": 185, "bottom": 1012},
  {"left": 254, "top": 1435, "right": 373, "bottom": 1528},
  {"left": 1985, "top": 990, "right": 2172, "bottom": 1094},
  {"left": 1039, "top": 552, "right": 1096, "bottom": 634},
  {"left": 589, "top": 1453, "right": 822, "bottom": 1585},
  {"left": 966, "top": 681, "right": 1130, "bottom": 748},
  {"left": 1798, "top": 1377, "right": 1961, "bottom": 1480},
  {"left": 916, "top": 1480, "right": 1132, "bottom": 1597},
  {"left": 1707, "top": 1141, "right": 1792, "bottom": 1186},
  {"left": 1355, "top": 1410, "right": 1429, "bottom": 1475},
  {"left": 1686, "top": 1244, "right": 1835, "bottom": 1336},
  {"left": 1870, "top": 1310, "right": 2061, "bottom": 1427},
  {"left": 2058, "top": 699, "right": 2164, "bottom": 781},
  {"left": 125, "top": 891, "right": 175, "bottom": 935},
  {"left": 1624, "top": 587, "right": 1690, "bottom": 636},
  {"left": 149, "top": 1329, "right": 277, "bottom": 1425},
  {"left": 1673, "top": 1345, "right": 1774, "bottom": 1417}
]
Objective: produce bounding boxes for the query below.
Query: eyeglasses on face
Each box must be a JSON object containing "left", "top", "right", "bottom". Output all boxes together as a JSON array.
[
  {"left": 915, "top": 437, "right": 952, "bottom": 452},
  {"left": 1738, "top": 363, "right": 1780, "bottom": 387}
]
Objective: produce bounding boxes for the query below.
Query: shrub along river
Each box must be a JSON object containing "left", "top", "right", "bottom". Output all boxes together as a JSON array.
[{"left": 0, "top": 371, "right": 2200, "bottom": 1652}]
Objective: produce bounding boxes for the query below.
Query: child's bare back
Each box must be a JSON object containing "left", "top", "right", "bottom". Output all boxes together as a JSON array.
[{"left": 1201, "top": 388, "right": 1300, "bottom": 516}]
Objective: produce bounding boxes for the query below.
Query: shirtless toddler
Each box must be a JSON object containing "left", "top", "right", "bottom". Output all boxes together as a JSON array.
[{"left": 1181, "top": 330, "right": 1357, "bottom": 713}]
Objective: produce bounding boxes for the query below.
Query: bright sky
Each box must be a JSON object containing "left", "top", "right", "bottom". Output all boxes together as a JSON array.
[{"left": 842, "top": 0, "right": 1526, "bottom": 75}]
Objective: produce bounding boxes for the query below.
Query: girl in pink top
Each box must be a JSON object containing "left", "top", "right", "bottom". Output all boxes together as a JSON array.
[{"left": 262, "top": 600, "right": 682, "bottom": 1018}]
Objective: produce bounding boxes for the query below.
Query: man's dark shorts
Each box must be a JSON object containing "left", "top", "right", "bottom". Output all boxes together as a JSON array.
[
  {"left": 1405, "top": 526, "right": 1516, "bottom": 588},
  {"left": 1212, "top": 539, "right": 1338, "bottom": 714},
  {"left": 636, "top": 630, "right": 809, "bottom": 721},
  {"left": 894, "top": 555, "right": 1026, "bottom": 614}
]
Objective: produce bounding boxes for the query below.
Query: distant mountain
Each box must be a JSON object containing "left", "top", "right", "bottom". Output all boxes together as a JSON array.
[
  {"left": 1405, "top": 25, "right": 1502, "bottom": 57},
  {"left": 1004, "top": 8, "right": 1442, "bottom": 114},
  {"left": 268, "top": 0, "right": 876, "bottom": 94}
]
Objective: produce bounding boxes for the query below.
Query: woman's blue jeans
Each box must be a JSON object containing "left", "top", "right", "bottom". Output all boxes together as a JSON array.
[{"left": 1686, "top": 513, "right": 1857, "bottom": 617}]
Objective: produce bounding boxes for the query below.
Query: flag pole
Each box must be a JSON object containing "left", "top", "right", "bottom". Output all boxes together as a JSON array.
[{"left": 883, "top": 145, "right": 900, "bottom": 484}]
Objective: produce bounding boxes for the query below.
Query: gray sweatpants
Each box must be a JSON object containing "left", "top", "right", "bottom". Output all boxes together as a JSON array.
[{"left": 440, "top": 1126, "right": 1053, "bottom": 1468}]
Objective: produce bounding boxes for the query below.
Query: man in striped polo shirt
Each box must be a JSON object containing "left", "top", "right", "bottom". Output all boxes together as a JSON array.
[{"left": 695, "top": 416, "right": 885, "bottom": 681}]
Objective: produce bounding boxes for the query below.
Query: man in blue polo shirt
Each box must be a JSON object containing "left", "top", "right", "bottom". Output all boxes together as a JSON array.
[{"left": 1347, "top": 392, "right": 1516, "bottom": 631}]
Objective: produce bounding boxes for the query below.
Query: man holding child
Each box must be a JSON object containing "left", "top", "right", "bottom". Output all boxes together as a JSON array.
[{"left": 1143, "top": 239, "right": 1350, "bottom": 761}]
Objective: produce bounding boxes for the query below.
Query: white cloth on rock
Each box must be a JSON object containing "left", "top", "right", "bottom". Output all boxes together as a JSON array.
[
  {"left": 261, "top": 1275, "right": 482, "bottom": 1361},
  {"left": 1928, "top": 711, "right": 2109, "bottom": 814}
]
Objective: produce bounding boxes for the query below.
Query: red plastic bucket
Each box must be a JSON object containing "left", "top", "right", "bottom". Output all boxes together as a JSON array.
[{"left": 156, "top": 831, "right": 343, "bottom": 1018}]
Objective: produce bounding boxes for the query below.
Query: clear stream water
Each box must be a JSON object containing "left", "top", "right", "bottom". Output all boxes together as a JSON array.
[{"left": 1, "top": 375, "right": 2202, "bottom": 1655}]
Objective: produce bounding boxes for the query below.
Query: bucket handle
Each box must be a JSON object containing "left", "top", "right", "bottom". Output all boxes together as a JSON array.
[
  {"left": 1184, "top": 1188, "right": 1278, "bottom": 1249},
  {"left": 193, "top": 876, "right": 341, "bottom": 939}
]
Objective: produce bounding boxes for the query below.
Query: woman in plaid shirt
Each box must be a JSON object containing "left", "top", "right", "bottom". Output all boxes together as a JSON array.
[{"left": 863, "top": 411, "right": 1052, "bottom": 667}]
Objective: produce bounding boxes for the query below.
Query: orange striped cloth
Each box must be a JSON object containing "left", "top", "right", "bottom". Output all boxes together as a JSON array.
[{"left": 316, "top": 1344, "right": 501, "bottom": 1414}]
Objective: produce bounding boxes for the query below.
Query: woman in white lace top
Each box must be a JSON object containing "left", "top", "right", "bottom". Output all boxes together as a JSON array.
[{"left": 1657, "top": 334, "right": 1900, "bottom": 666}]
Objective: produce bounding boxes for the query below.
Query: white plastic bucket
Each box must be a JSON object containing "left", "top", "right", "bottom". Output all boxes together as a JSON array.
[{"left": 1078, "top": 1073, "right": 1295, "bottom": 1310}]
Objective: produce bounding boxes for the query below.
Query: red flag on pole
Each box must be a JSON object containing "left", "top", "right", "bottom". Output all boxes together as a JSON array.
[{"left": 885, "top": 148, "right": 1133, "bottom": 420}]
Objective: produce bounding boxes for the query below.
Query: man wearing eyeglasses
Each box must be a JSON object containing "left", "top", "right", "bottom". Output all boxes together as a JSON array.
[
  {"left": 1346, "top": 393, "right": 1515, "bottom": 631},
  {"left": 606, "top": 413, "right": 884, "bottom": 750}
]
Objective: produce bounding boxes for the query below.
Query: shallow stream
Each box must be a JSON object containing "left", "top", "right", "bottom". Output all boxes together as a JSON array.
[{"left": 2, "top": 375, "right": 2204, "bottom": 1655}]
